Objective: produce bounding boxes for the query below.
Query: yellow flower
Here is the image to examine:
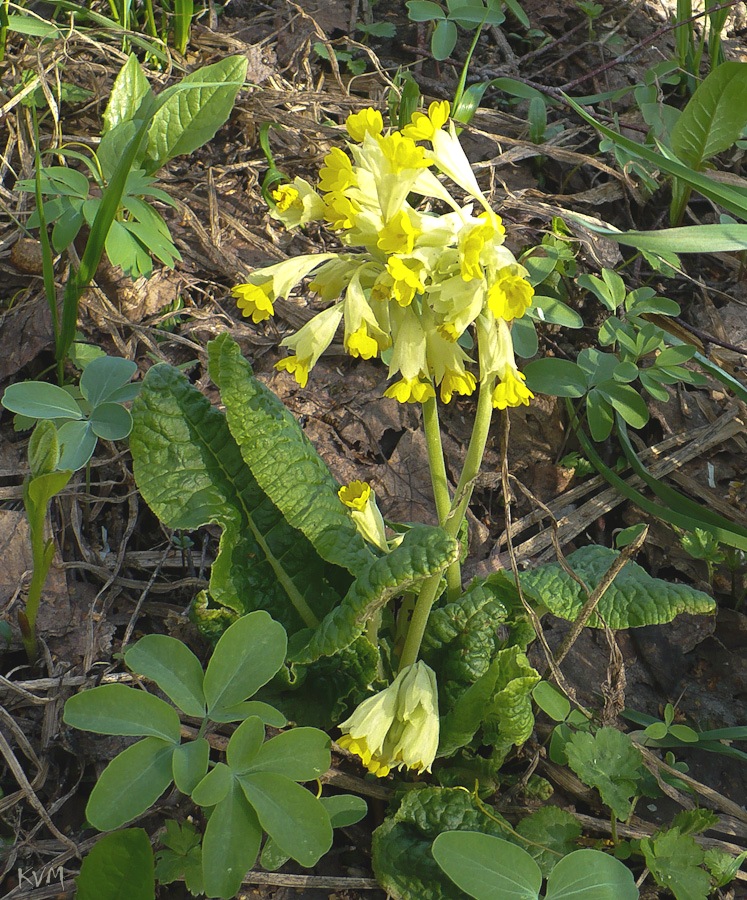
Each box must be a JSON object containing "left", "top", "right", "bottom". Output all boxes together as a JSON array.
[
  {"left": 323, "top": 191, "right": 361, "bottom": 230},
  {"left": 318, "top": 147, "right": 356, "bottom": 193},
  {"left": 387, "top": 256, "right": 425, "bottom": 307},
  {"left": 346, "top": 108, "right": 384, "bottom": 142},
  {"left": 377, "top": 132, "right": 433, "bottom": 173},
  {"left": 232, "top": 281, "right": 275, "bottom": 323},
  {"left": 346, "top": 324, "right": 380, "bottom": 360},
  {"left": 459, "top": 213, "right": 505, "bottom": 282},
  {"left": 272, "top": 184, "right": 299, "bottom": 211},
  {"left": 402, "top": 100, "right": 451, "bottom": 141},
  {"left": 491, "top": 367, "right": 534, "bottom": 409},
  {"left": 487, "top": 265, "right": 534, "bottom": 321},
  {"left": 377, "top": 210, "right": 422, "bottom": 255},
  {"left": 440, "top": 369, "right": 477, "bottom": 404},
  {"left": 338, "top": 661, "right": 440, "bottom": 776},
  {"left": 275, "top": 355, "right": 311, "bottom": 388},
  {"left": 338, "top": 480, "right": 371, "bottom": 511},
  {"left": 338, "top": 480, "right": 388, "bottom": 550},
  {"left": 384, "top": 377, "right": 436, "bottom": 403}
]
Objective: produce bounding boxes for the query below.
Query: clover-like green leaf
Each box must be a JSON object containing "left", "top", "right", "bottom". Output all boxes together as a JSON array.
[
  {"left": 125, "top": 634, "right": 206, "bottom": 718},
  {"left": 64, "top": 683, "right": 181, "bottom": 743}
]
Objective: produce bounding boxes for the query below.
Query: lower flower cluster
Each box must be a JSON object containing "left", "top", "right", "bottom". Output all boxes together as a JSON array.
[{"left": 232, "top": 101, "right": 535, "bottom": 410}]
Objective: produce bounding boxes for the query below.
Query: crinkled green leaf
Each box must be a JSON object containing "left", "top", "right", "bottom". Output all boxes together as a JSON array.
[
  {"left": 372, "top": 787, "right": 512, "bottom": 900},
  {"left": 291, "top": 526, "right": 458, "bottom": 666},
  {"left": 130, "top": 363, "right": 349, "bottom": 636},
  {"left": 519, "top": 545, "right": 715, "bottom": 628},
  {"left": 565, "top": 728, "right": 645, "bottom": 821},
  {"left": 208, "top": 333, "right": 373, "bottom": 577},
  {"left": 641, "top": 828, "right": 709, "bottom": 900},
  {"left": 515, "top": 807, "right": 581, "bottom": 878},
  {"left": 422, "top": 580, "right": 511, "bottom": 709},
  {"left": 480, "top": 647, "right": 540, "bottom": 765},
  {"left": 265, "top": 636, "right": 379, "bottom": 728}
]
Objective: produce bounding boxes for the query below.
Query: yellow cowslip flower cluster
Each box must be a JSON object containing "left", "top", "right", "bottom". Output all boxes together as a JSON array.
[{"left": 232, "top": 101, "right": 534, "bottom": 410}]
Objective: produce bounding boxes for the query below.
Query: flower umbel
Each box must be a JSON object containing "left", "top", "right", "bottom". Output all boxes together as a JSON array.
[{"left": 338, "top": 661, "right": 439, "bottom": 777}]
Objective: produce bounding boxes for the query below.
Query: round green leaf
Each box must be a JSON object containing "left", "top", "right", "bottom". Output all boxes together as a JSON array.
[
  {"left": 432, "top": 831, "right": 542, "bottom": 900},
  {"left": 512, "top": 316, "right": 539, "bottom": 358},
  {"left": 322, "top": 794, "right": 368, "bottom": 828},
  {"left": 529, "top": 295, "right": 584, "bottom": 328},
  {"left": 57, "top": 419, "right": 97, "bottom": 471},
  {"left": 172, "top": 738, "right": 210, "bottom": 795},
  {"left": 64, "top": 683, "right": 181, "bottom": 742},
  {"left": 125, "top": 634, "right": 206, "bottom": 718},
  {"left": 226, "top": 716, "right": 265, "bottom": 771},
  {"left": 76, "top": 828, "right": 155, "bottom": 900},
  {"left": 597, "top": 382, "right": 649, "bottom": 429},
  {"left": 246, "top": 727, "right": 331, "bottom": 782},
  {"left": 90, "top": 402, "right": 133, "bottom": 441},
  {"left": 1, "top": 381, "right": 83, "bottom": 419},
  {"left": 203, "top": 611, "right": 287, "bottom": 717},
  {"left": 545, "top": 848, "right": 638, "bottom": 899},
  {"left": 406, "top": 0, "right": 446, "bottom": 21},
  {"left": 532, "top": 681, "right": 571, "bottom": 723},
  {"left": 86, "top": 737, "right": 176, "bottom": 831},
  {"left": 432, "top": 18, "right": 458, "bottom": 60},
  {"left": 238, "top": 772, "right": 332, "bottom": 868},
  {"left": 191, "top": 762, "right": 232, "bottom": 807},
  {"left": 524, "top": 358, "right": 588, "bottom": 398}
]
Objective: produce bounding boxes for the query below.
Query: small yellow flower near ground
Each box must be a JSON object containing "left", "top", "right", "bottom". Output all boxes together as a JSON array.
[
  {"left": 384, "top": 377, "right": 436, "bottom": 404},
  {"left": 275, "top": 355, "right": 311, "bottom": 388},
  {"left": 487, "top": 265, "right": 534, "bottom": 321},
  {"left": 491, "top": 367, "right": 534, "bottom": 409},
  {"left": 338, "top": 661, "right": 440, "bottom": 777},
  {"left": 318, "top": 147, "right": 357, "bottom": 193},
  {"left": 346, "top": 108, "right": 384, "bottom": 142},
  {"left": 232, "top": 282, "right": 275, "bottom": 323}
]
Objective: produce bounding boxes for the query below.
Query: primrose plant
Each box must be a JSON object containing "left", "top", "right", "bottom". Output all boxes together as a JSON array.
[{"left": 122, "top": 99, "right": 726, "bottom": 896}]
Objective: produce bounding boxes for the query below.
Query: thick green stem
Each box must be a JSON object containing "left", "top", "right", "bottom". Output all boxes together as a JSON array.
[
  {"left": 422, "top": 398, "right": 461, "bottom": 597},
  {"left": 399, "top": 376, "right": 496, "bottom": 670}
]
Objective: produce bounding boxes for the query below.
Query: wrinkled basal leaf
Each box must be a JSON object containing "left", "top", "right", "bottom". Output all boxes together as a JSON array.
[
  {"left": 130, "top": 363, "right": 348, "bottom": 636},
  {"left": 422, "top": 581, "right": 511, "bottom": 709},
  {"left": 291, "top": 526, "right": 458, "bottom": 665},
  {"left": 372, "top": 787, "right": 512, "bottom": 900},
  {"left": 515, "top": 807, "right": 582, "bottom": 878},
  {"left": 208, "top": 333, "right": 373, "bottom": 577},
  {"left": 519, "top": 545, "right": 715, "bottom": 629}
]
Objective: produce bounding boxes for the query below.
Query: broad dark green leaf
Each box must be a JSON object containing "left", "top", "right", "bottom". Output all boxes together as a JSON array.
[
  {"left": 519, "top": 545, "right": 716, "bottom": 628},
  {"left": 208, "top": 333, "right": 373, "bottom": 577},
  {"left": 130, "top": 362, "right": 349, "bottom": 636},
  {"left": 523, "top": 358, "right": 588, "bottom": 398},
  {"left": 291, "top": 526, "right": 458, "bottom": 665},
  {"left": 432, "top": 831, "right": 541, "bottom": 900}
]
